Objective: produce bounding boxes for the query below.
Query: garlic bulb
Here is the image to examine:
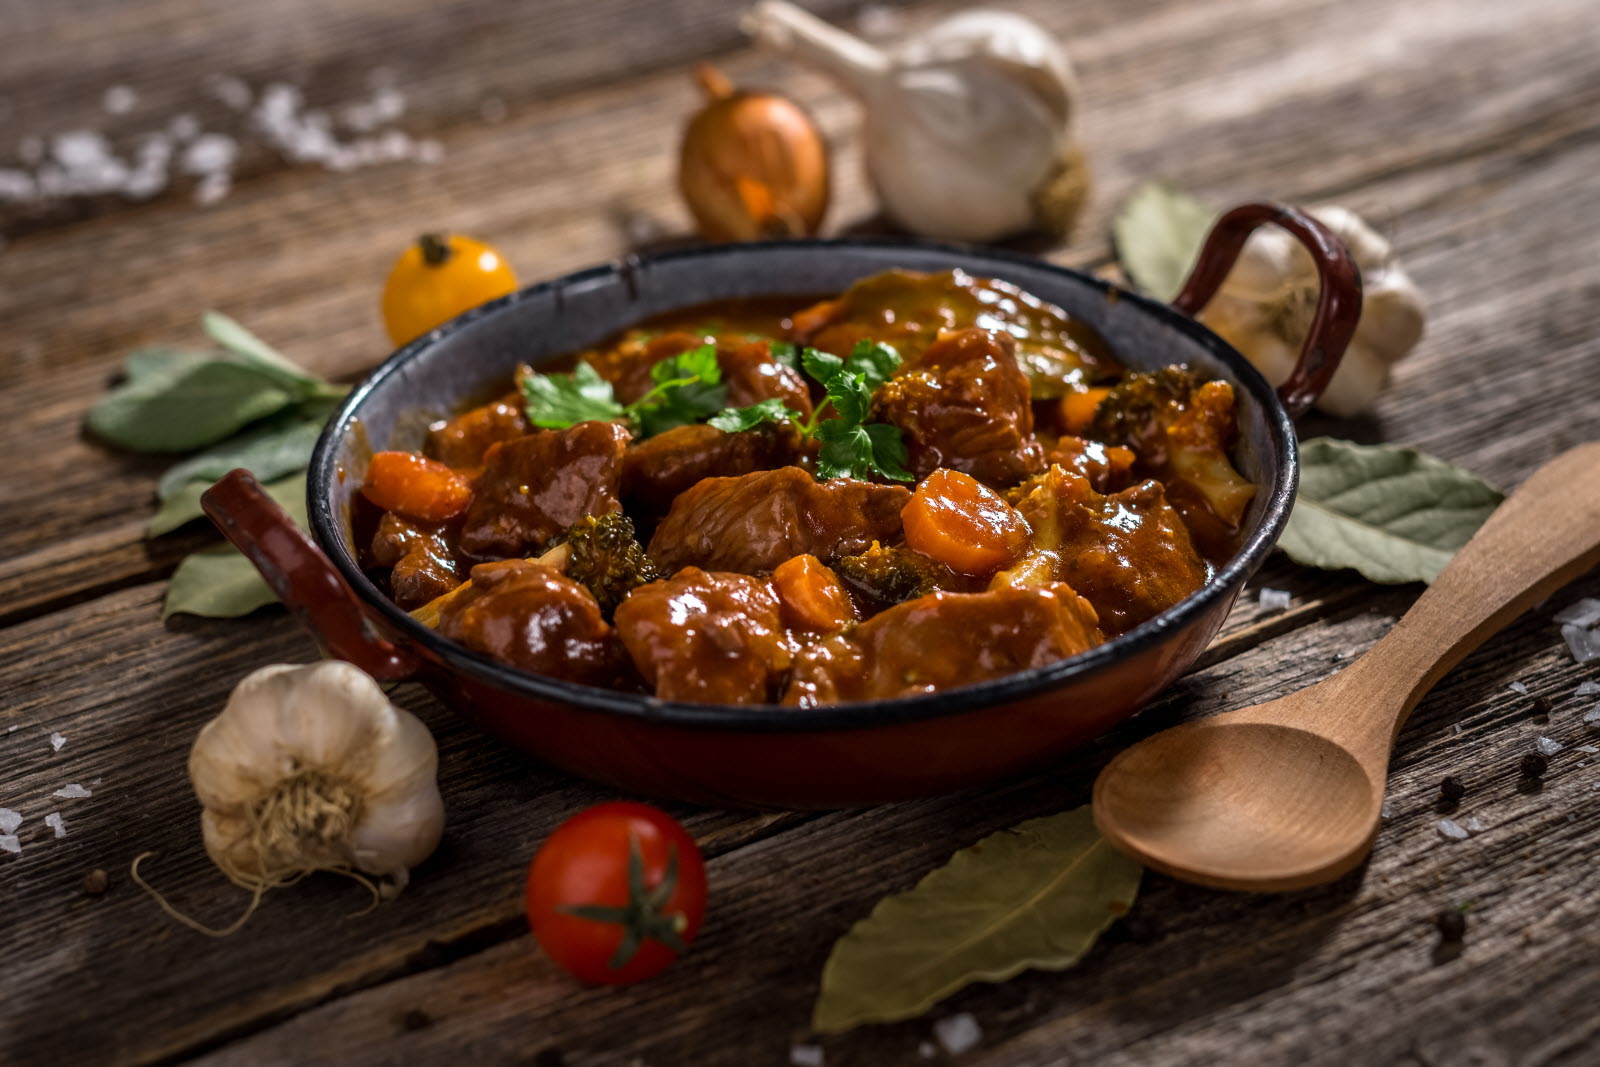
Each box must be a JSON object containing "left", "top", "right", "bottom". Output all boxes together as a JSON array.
[
  {"left": 678, "top": 63, "right": 830, "bottom": 241},
  {"left": 743, "top": 1, "right": 1088, "bottom": 242},
  {"left": 188, "top": 661, "right": 444, "bottom": 895},
  {"left": 1198, "top": 206, "right": 1426, "bottom": 416}
]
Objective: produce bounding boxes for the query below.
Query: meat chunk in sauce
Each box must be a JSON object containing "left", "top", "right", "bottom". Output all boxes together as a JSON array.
[
  {"left": 621, "top": 421, "right": 802, "bottom": 518},
  {"left": 1090, "top": 367, "right": 1257, "bottom": 560},
  {"left": 438, "top": 559, "right": 629, "bottom": 687},
  {"left": 459, "top": 421, "right": 630, "bottom": 558},
  {"left": 613, "top": 568, "right": 794, "bottom": 704},
  {"left": 783, "top": 584, "right": 1102, "bottom": 706},
  {"left": 1030, "top": 435, "right": 1137, "bottom": 495},
  {"left": 873, "top": 327, "right": 1044, "bottom": 486},
  {"left": 425, "top": 392, "right": 530, "bottom": 470},
  {"left": 647, "top": 466, "right": 910, "bottom": 574},
  {"left": 998, "top": 466, "right": 1208, "bottom": 636},
  {"left": 370, "top": 512, "right": 465, "bottom": 609},
  {"left": 789, "top": 268, "right": 1117, "bottom": 397}
]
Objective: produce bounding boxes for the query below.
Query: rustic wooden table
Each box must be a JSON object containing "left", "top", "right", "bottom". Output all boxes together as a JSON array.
[{"left": 4, "top": 0, "right": 1599, "bottom": 1063}]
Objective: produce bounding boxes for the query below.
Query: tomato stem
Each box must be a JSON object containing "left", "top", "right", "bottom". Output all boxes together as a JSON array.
[{"left": 417, "top": 232, "right": 453, "bottom": 267}]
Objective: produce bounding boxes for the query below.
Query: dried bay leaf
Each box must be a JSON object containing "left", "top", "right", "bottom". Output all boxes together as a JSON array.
[
  {"left": 1280, "top": 438, "right": 1503, "bottom": 584},
  {"left": 155, "top": 409, "right": 331, "bottom": 504},
  {"left": 813, "top": 806, "right": 1142, "bottom": 1033},
  {"left": 203, "top": 310, "right": 345, "bottom": 400},
  {"left": 163, "top": 474, "right": 308, "bottom": 618},
  {"left": 1111, "top": 181, "right": 1217, "bottom": 302},
  {"left": 88, "top": 359, "right": 294, "bottom": 453}
]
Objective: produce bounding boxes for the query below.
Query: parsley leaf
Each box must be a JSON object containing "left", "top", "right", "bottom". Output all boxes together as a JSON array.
[
  {"left": 863, "top": 421, "right": 914, "bottom": 481},
  {"left": 823, "top": 370, "right": 873, "bottom": 427},
  {"left": 801, "top": 347, "right": 845, "bottom": 385},
  {"left": 708, "top": 396, "right": 795, "bottom": 433},
  {"left": 629, "top": 343, "right": 728, "bottom": 437},
  {"left": 522, "top": 361, "right": 626, "bottom": 428},
  {"left": 844, "top": 339, "right": 901, "bottom": 392},
  {"left": 768, "top": 340, "right": 800, "bottom": 370}
]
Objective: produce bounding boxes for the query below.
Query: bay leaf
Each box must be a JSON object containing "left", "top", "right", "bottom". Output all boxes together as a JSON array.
[
  {"left": 203, "top": 310, "right": 345, "bottom": 400},
  {"left": 123, "top": 347, "right": 212, "bottom": 381},
  {"left": 812, "top": 806, "right": 1142, "bottom": 1033},
  {"left": 163, "top": 474, "right": 308, "bottom": 618},
  {"left": 155, "top": 410, "right": 329, "bottom": 502},
  {"left": 148, "top": 481, "right": 212, "bottom": 537},
  {"left": 1279, "top": 437, "right": 1504, "bottom": 584},
  {"left": 1111, "top": 181, "right": 1217, "bottom": 302},
  {"left": 88, "top": 360, "right": 293, "bottom": 453}
]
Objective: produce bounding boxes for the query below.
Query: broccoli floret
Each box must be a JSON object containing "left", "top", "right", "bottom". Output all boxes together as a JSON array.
[
  {"left": 833, "top": 541, "right": 956, "bottom": 606},
  {"left": 561, "top": 512, "right": 660, "bottom": 615},
  {"left": 1088, "top": 365, "right": 1205, "bottom": 458}
]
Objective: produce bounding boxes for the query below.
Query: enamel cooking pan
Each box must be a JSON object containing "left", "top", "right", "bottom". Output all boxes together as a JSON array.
[{"left": 204, "top": 203, "right": 1360, "bottom": 808}]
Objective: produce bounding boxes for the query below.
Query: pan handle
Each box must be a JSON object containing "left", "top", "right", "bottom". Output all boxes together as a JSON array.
[
  {"left": 201, "top": 469, "right": 418, "bottom": 681},
  {"left": 1171, "top": 203, "right": 1363, "bottom": 419}
]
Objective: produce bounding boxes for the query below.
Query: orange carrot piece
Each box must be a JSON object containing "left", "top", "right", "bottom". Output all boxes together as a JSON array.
[
  {"left": 771, "top": 554, "right": 856, "bottom": 632},
  {"left": 1058, "top": 386, "right": 1111, "bottom": 435},
  {"left": 901, "top": 469, "right": 1030, "bottom": 576},
  {"left": 361, "top": 451, "right": 474, "bottom": 522}
]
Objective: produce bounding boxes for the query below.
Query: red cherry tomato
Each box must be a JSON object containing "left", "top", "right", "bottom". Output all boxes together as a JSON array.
[{"left": 525, "top": 802, "right": 707, "bottom": 985}]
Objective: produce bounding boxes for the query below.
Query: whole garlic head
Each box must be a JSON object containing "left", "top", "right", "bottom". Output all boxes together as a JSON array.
[
  {"left": 1199, "top": 205, "right": 1426, "bottom": 416},
  {"left": 744, "top": 2, "right": 1088, "bottom": 242},
  {"left": 188, "top": 661, "right": 444, "bottom": 892}
]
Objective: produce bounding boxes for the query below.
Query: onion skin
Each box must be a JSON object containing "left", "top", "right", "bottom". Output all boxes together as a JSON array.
[{"left": 678, "top": 65, "right": 830, "bottom": 242}]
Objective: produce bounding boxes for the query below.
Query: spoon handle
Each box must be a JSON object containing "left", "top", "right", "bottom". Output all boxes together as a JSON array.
[{"left": 1346, "top": 442, "right": 1600, "bottom": 748}]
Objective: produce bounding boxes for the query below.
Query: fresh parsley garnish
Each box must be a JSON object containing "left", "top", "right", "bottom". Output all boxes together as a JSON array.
[
  {"left": 521, "top": 343, "right": 727, "bottom": 438},
  {"left": 707, "top": 396, "right": 793, "bottom": 434}
]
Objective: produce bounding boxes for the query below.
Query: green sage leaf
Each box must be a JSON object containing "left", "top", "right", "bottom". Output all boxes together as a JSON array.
[
  {"left": 124, "top": 347, "right": 212, "bottom": 381},
  {"left": 1111, "top": 181, "right": 1218, "bottom": 302},
  {"left": 163, "top": 474, "right": 308, "bottom": 618},
  {"left": 88, "top": 359, "right": 294, "bottom": 453},
  {"left": 203, "top": 310, "right": 342, "bottom": 399},
  {"left": 1279, "top": 438, "right": 1504, "bottom": 584},
  {"left": 814, "top": 806, "right": 1141, "bottom": 1032},
  {"left": 155, "top": 410, "right": 329, "bottom": 503}
]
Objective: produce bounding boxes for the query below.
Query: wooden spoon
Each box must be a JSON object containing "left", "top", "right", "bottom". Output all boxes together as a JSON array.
[{"left": 1092, "top": 442, "right": 1600, "bottom": 892}]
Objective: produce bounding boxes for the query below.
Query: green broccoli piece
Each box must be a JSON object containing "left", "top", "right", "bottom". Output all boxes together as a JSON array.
[
  {"left": 832, "top": 541, "right": 956, "bottom": 606},
  {"left": 1088, "top": 365, "right": 1207, "bottom": 453},
  {"left": 562, "top": 513, "right": 661, "bottom": 615}
]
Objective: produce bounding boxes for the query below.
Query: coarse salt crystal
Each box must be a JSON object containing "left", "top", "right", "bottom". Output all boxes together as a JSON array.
[
  {"left": 1554, "top": 598, "right": 1600, "bottom": 628},
  {"left": 1576, "top": 745, "right": 1599, "bottom": 754},
  {"left": 1454, "top": 724, "right": 1464, "bottom": 734},
  {"left": 44, "top": 812, "right": 65, "bottom": 838},
  {"left": 6, "top": 724, "right": 18, "bottom": 732},
  {"left": 0, "top": 167, "right": 38, "bottom": 202},
  {"left": 934, "top": 1013, "right": 983, "bottom": 1056},
  {"left": 1535, "top": 737, "right": 1564, "bottom": 757},
  {"left": 194, "top": 170, "right": 231, "bottom": 206},
  {"left": 1508, "top": 681, "right": 1530, "bottom": 695},
  {"left": 103, "top": 85, "right": 138, "bottom": 115},
  {"left": 788, "top": 1044, "right": 824, "bottom": 1067},
  {"left": 53, "top": 784, "right": 91, "bottom": 799},
  {"left": 0, "top": 808, "right": 20, "bottom": 834},
  {"left": 1463, "top": 816, "right": 1486, "bottom": 834},
  {"left": 1577, "top": 681, "right": 1600, "bottom": 697},
  {"left": 1437, "top": 819, "right": 1470, "bottom": 841},
  {"left": 0, "top": 835, "right": 18, "bottom": 855},
  {"left": 1258, "top": 588, "right": 1292, "bottom": 612},
  {"left": 50, "top": 732, "right": 65, "bottom": 752},
  {"left": 181, "top": 133, "right": 237, "bottom": 176},
  {"left": 1381, "top": 800, "right": 1395, "bottom": 819},
  {"left": 1561, "top": 624, "right": 1600, "bottom": 664}
]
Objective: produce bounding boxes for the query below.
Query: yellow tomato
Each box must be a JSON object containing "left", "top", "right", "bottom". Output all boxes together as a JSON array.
[{"left": 381, "top": 233, "right": 518, "bottom": 346}]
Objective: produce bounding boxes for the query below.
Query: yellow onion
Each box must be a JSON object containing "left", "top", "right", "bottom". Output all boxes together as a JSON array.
[{"left": 678, "top": 64, "right": 830, "bottom": 241}]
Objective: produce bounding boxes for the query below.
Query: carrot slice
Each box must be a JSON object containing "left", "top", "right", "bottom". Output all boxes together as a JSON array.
[
  {"left": 361, "top": 451, "right": 474, "bottom": 522},
  {"left": 771, "top": 554, "right": 855, "bottom": 632},
  {"left": 901, "top": 469, "right": 1030, "bottom": 576},
  {"left": 1058, "top": 385, "right": 1111, "bottom": 435}
]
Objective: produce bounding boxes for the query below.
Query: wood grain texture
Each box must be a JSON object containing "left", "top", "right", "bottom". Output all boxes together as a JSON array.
[{"left": 2, "top": 0, "right": 1599, "bottom": 1063}]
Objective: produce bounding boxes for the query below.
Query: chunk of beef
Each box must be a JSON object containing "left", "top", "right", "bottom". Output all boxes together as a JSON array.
[
  {"left": 371, "top": 512, "right": 466, "bottom": 609},
  {"left": 621, "top": 421, "right": 802, "bottom": 518},
  {"left": 1090, "top": 366, "right": 1258, "bottom": 560},
  {"left": 459, "top": 421, "right": 630, "bottom": 558},
  {"left": 999, "top": 466, "right": 1209, "bottom": 636},
  {"left": 425, "top": 392, "right": 530, "bottom": 470},
  {"left": 1028, "top": 435, "right": 1137, "bottom": 494},
  {"left": 873, "top": 327, "right": 1044, "bottom": 487},
  {"left": 647, "top": 466, "right": 910, "bottom": 574},
  {"left": 789, "top": 268, "right": 1118, "bottom": 396},
  {"left": 783, "top": 584, "right": 1102, "bottom": 706},
  {"left": 438, "top": 559, "right": 629, "bottom": 686},
  {"left": 613, "top": 568, "right": 794, "bottom": 704}
]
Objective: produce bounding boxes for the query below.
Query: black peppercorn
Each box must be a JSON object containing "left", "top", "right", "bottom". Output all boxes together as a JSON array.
[
  {"left": 1439, "top": 775, "right": 1466, "bottom": 802},
  {"left": 81, "top": 869, "right": 109, "bottom": 896},
  {"left": 1434, "top": 910, "right": 1467, "bottom": 941},
  {"left": 1531, "top": 695, "right": 1554, "bottom": 720},
  {"left": 1520, "top": 752, "right": 1549, "bottom": 777}
]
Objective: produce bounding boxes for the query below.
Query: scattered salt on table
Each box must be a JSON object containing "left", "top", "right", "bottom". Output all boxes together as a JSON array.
[
  {"left": 0, "top": 835, "right": 18, "bottom": 855},
  {"left": 53, "top": 784, "right": 92, "bottom": 799},
  {"left": 0, "top": 808, "right": 20, "bottom": 834},
  {"left": 1437, "top": 819, "right": 1470, "bottom": 841},
  {"left": 1575, "top": 745, "right": 1600, "bottom": 754},
  {"left": 1509, "top": 681, "right": 1530, "bottom": 695},
  {"left": 1584, "top": 705, "right": 1600, "bottom": 725},
  {"left": 1576, "top": 680, "right": 1600, "bottom": 697},
  {"left": 934, "top": 1013, "right": 983, "bottom": 1056},
  {"left": 1535, "top": 737, "right": 1564, "bottom": 757},
  {"left": 1554, "top": 598, "right": 1600, "bottom": 628},
  {"left": 50, "top": 731, "right": 65, "bottom": 752},
  {"left": 788, "top": 1044, "right": 824, "bottom": 1067},
  {"left": 8, "top": 723, "right": 19, "bottom": 732},
  {"left": 1561, "top": 624, "right": 1600, "bottom": 665},
  {"left": 1462, "top": 816, "right": 1486, "bottom": 834},
  {"left": 1381, "top": 800, "right": 1395, "bottom": 820},
  {"left": 1258, "top": 588, "right": 1292, "bottom": 612},
  {"left": 44, "top": 812, "right": 65, "bottom": 839}
]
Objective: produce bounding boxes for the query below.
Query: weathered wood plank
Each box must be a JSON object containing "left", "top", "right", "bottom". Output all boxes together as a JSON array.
[{"left": 187, "top": 574, "right": 1600, "bottom": 1067}]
